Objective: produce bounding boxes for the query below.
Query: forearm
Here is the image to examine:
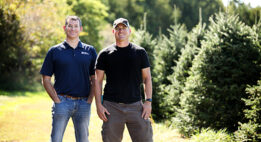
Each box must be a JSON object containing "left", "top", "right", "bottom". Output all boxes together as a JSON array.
[
  {"left": 94, "top": 76, "right": 110, "bottom": 121},
  {"left": 88, "top": 85, "right": 95, "bottom": 101},
  {"left": 42, "top": 79, "right": 59, "bottom": 102},
  {"left": 88, "top": 76, "right": 96, "bottom": 102},
  {"left": 95, "top": 80, "right": 103, "bottom": 106},
  {"left": 144, "top": 77, "right": 152, "bottom": 99},
  {"left": 94, "top": 69, "right": 105, "bottom": 107},
  {"left": 142, "top": 73, "right": 153, "bottom": 119}
]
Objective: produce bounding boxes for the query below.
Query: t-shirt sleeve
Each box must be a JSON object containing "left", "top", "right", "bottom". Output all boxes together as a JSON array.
[
  {"left": 140, "top": 49, "right": 150, "bottom": 69},
  {"left": 40, "top": 48, "right": 54, "bottom": 76},
  {"left": 89, "top": 47, "right": 97, "bottom": 76},
  {"left": 95, "top": 51, "right": 106, "bottom": 71}
]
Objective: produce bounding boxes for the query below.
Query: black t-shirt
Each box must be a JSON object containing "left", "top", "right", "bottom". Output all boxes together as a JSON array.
[{"left": 95, "top": 43, "right": 150, "bottom": 103}]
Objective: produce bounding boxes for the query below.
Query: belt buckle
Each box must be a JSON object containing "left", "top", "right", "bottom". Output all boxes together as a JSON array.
[{"left": 70, "top": 97, "right": 78, "bottom": 100}]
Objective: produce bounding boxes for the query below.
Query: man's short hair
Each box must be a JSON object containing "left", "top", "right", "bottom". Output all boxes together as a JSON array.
[{"left": 65, "top": 16, "right": 82, "bottom": 27}]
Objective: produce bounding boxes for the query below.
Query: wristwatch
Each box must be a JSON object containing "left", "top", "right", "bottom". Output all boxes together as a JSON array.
[{"left": 145, "top": 98, "right": 152, "bottom": 102}]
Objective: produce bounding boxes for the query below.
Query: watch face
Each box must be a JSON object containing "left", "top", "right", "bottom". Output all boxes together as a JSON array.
[{"left": 146, "top": 98, "right": 152, "bottom": 102}]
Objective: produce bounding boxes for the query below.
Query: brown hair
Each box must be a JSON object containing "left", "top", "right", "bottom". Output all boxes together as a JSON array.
[{"left": 65, "top": 16, "right": 82, "bottom": 27}]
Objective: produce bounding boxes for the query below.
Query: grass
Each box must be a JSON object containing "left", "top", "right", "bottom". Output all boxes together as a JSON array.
[
  {"left": 190, "top": 128, "right": 235, "bottom": 142},
  {"left": 0, "top": 91, "right": 189, "bottom": 142}
]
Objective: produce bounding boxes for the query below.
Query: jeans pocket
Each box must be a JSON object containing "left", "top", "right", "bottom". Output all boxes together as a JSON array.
[{"left": 56, "top": 95, "right": 65, "bottom": 103}]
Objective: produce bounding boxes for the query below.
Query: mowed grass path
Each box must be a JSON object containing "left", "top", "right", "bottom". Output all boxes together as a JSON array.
[{"left": 0, "top": 91, "right": 189, "bottom": 142}]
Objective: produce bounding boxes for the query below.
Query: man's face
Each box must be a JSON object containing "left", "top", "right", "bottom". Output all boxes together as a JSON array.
[
  {"left": 113, "top": 23, "right": 130, "bottom": 42},
  {"left": 64, "top": 19, "right": 82, "bottom": 39}
]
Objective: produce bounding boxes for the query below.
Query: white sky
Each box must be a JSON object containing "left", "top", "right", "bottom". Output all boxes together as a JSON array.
[{"left": 222, "top": 0, "right": 261, "bottom": 8}]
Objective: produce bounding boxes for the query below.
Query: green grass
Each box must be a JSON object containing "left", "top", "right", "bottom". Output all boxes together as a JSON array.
[
  {"left": 0, "top": 91, "right": 189, "bottom": 142},
  {"left": 190, "top": 128, "right": 235, "bottom": 142}
]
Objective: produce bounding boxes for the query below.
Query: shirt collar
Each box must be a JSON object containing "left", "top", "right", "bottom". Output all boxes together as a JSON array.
[{"left": 63, "top": 40, "right": 83, "bottom": 49}]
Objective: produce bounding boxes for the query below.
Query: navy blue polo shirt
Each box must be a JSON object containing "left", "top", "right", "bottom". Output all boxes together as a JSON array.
[{"left": 40, "top": 41, "right": 97, "bottom": 97}]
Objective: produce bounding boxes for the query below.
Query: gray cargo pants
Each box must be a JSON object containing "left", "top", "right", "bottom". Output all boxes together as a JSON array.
[{"left": 101, "top": 100, "right": 153, "bottom": 142}]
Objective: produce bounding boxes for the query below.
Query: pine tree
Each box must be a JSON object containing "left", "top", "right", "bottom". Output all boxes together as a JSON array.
[
  {"left": 164, "top": 22, "right": 206, "bottom": 119},
  {"left": 234, "top": 20, "right": 261, "bottom": 142},
  {"left": 132, "top": 29, "right": 156, "bottom": 68},
  {"left": 131, "top": 28, "right": 157, "bottom": 118},
  {"left": 153, "top": 24, "right": 187, "bottom": 120},
  {"left": 175, "top": 12, "right": 261, "bottom": 136},
  {"left": 235, "top": 80, "right": 261, "bottom": 142}
]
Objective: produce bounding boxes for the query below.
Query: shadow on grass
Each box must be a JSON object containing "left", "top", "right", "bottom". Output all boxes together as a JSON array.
[
  {"left": 0, "top": 81, "right": 46, "bottom": 97},
  {"left": 0, "top": 89, "right": 45, "bottom": 97},
  {"left": 0, "top": 90, "right": 30, "bottom": 97}
]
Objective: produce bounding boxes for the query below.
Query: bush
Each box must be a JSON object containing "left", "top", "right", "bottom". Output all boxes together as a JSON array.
[
  {"left": 234, "top": 80, "right": 261, "bottom": 142},
  {"left": 175, "top": 12, "right": 261, "bottom": 136},
  {"left": 191, "top": 128, "right": 235, "bottom": 142}
]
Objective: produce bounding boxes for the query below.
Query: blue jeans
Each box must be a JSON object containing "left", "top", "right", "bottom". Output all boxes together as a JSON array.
[{"left": 50, "top": 95, "right": 91, "bottom": 142}]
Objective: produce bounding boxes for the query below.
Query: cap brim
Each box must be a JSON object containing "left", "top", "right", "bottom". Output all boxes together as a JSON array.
[{"left": 114, "top": 23, "right": 128, "bottom": 28}]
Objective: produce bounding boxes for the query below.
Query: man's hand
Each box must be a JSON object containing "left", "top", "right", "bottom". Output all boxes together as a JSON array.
[
  {"left": 142, "top": 101, "right": 152, "bottom": 120},
  {"left": 87, "top": 97, "right": 93, "bottom": 104},
  {"left": 96, "top": 104, "right": 110, "bottom": 121},
  {"left": 54, "top": 99, "right": 61, "bottom": 103}
]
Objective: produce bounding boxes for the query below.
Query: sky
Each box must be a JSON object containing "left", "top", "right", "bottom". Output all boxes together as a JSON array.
[{"left": 222, "top": 0, "right": 261, "bottom": 8}]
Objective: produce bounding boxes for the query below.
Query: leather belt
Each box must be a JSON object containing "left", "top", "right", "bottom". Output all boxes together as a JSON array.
[{"left": 59, "top": 94, "right": 87, "bottom": 100}]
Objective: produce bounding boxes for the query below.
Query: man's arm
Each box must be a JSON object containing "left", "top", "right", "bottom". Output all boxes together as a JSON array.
[
  {"left": 42, "top": 75, "right": 60, "bottom": 103},
  {"left": 87, "top": 75, "right": 95, "bottom": 104},
  {"left": 141, "top": 67, "right": 152, "bottom": 119},
  {"left": 95, "top": 69, "right": 110, "bottom": 121}
]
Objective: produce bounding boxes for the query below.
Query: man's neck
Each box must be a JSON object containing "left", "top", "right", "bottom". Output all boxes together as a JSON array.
[
  {"left": 116, "top": 40, "right": 129, "bottom": 48},
  {"left": 66, "top": 37, "right": 79, "bottom": 49}
]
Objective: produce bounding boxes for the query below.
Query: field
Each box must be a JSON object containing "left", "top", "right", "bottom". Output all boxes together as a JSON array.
[{"left": 0, "top": 91, "right": 189, "bottom": 142}]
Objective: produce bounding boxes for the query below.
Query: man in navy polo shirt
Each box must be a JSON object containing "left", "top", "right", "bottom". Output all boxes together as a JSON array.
[{"left": 40, "top": 16, "right": 97, "bottom": 142}]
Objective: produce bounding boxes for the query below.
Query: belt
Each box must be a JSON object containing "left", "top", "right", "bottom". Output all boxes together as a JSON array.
[
  {"left": 112, "top": 100, "right": 142, "bottom": 105},
  {"left": 59, "top": 94, "right": 87, "bottom": 100}
]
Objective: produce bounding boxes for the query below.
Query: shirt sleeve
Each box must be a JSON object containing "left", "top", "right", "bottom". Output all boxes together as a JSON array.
[
  {"left": 89, "top": 47, "right": 97, "bottom": 76},
  {"left": 95, "top": 51, "right": 106, "bottom": 71},
  {"left": 140, "top": 49, "right": 150, "bottom": 69},
  {"left": 40, "top": 48, "right": 54, "bottom": 76}
]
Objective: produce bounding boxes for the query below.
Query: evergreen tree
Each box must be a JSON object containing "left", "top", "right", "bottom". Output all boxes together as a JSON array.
[
  {"left": 234, "top": 20, "right": 261, "bottom": 142},
  {"left": 164, "top": 22, "right": 206, "bottom": 119},
  {"left": 235, "top": 80, "right": 261, "bottom": 142},
  {"left": 131, "top": 23, "right": 158, "bottom": 117},
  {"left": 253, "top": 20, "right": 261, "bottom": 46},
  {"left": 153, "top": 24, "right": 187, "bottom": 120},
  {"left": 174, "top": 12, "right": 261, "bottom": 136},
  {"left": 226, "top": 1, "right": 261, "bottom": 27},
  {"left": 169, "top": 0, "right": 224, "bottom": 30},
  {"left": 132, "top": 29, "right": 156, "bottom": 68}
]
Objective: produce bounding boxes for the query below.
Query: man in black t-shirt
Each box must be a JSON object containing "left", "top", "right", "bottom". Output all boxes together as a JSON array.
[{"left": 95, "top": 18, "right": 153, "bottom": 142}]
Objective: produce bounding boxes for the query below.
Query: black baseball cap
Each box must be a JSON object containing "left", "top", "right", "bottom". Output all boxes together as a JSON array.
[{"left": 113, "top": 18, "right": 129, "bottom": 28}]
